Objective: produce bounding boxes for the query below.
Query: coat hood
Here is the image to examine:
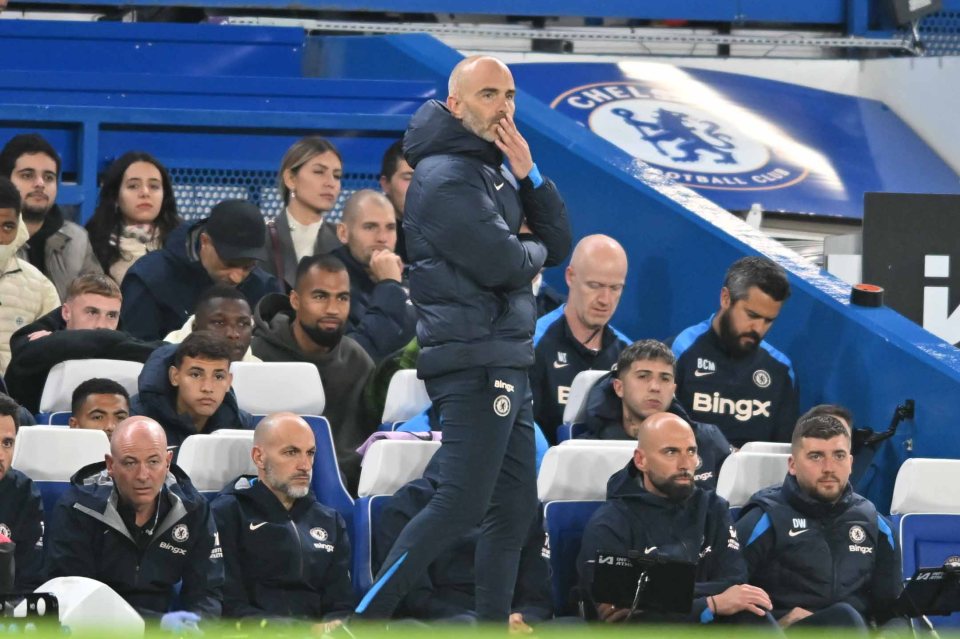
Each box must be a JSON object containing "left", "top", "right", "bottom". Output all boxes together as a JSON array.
[
  {"left": 0, "top": 219, "right": 30, "bottom": 271},
  {"left": 402, "top": 100, "right": 504, "bottom": 169},
  {"left": 252, "top": 293, "right": 302, "bottom": 357}
]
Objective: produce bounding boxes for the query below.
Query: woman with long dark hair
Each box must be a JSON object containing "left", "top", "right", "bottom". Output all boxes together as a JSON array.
[{"left": 86, "top": 151, "right": 181, "bottom": 284}]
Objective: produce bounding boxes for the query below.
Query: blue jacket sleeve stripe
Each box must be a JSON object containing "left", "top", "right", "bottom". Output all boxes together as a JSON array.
[
  {"left": 699, "top": 606, "right": 715, "bottom": 623},
  {"left": 356, "top": 551, "right": 409, "bottom": 614},
  {"left": 671, "top": 317, "right": 713, "bottom": 359},
  {"left": 877, "top": 515, "right": 895, "bottom": 550},
  {"left": 533, "top": 304, "right": 565, "bottom": 346},
  {"left": 746, "top": 512, "right": 772, "bottom": 546},
  {"left": 759, "top": 341, "right": 796, "bottom": 386}
]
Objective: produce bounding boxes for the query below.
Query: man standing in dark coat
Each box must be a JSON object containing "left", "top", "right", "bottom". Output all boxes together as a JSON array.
[{"left": 356, "top": 55, "right": 570, "bottom": 623}]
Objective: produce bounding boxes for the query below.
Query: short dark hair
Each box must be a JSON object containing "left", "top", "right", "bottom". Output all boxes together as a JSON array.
[
  {"left": 380, "top": 139, "right": 405, "bottom": 179},
  {"left": 791, "top": 413, "right": 850, "bottom": 450},
  {"left": 0, "top": 176, "right": 21, "bottom": 212},
  {"left": 800, "top": 404, "right": 854, "bottom": 431},
  {"left": 71, "top": 378, "right": 130, "bottom": 417},
  {"left": 616, "top": 339, "right": 675, "bottom": 378},
  {"left": 294, "top": 253, "right": 347, "bottom": 289},
  {"left": 194, "top": 284, "right": 249, "bottom": 316},
  {"left": 723, "top": 256, "right": 791, "bottom": 303},
  {"left": 173, "top": 330, "right": 234, "bottom": 368},
  {"left": 0, "top": 133, "right": 62, "bottom": 178},
  {"left": 0, "top": 392, "right": 22, "bottom": 433}
]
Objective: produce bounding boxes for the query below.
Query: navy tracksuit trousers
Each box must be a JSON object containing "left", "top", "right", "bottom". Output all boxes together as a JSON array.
[{"left": 356, "top": 366, "right": 538, "bottom": 621}]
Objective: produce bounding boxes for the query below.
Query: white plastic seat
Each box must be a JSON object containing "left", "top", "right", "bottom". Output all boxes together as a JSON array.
[
  {"left": 891, "top": 458, "right": 960, "bottom": 515},
  {"left": 740, "top": 441, "right": 792, "bottom": 454},
  {"left": 559, "top": 439, "right": 636, "bottom": 448},
  {"left": 357, "top": 440, "right": 441, "bottom": 497},
  {"left": 11, "top": 426, "right": 110, "bottom": 480},
  {"left": 209, "top": 429, "right": 257, "bottom": 438},
  {"left": 715, "top": 451, "right": 789, "bottom": 507},
  {"left": 39, "top": 359, "right": 143, "bottom": 414},
  {"left": 381, "top": 370, "right": 431, "bottom": 424},
  {"left": 537, "top": 444, "right": 634, "bottom": 502},
  {"left": 230, "top": 362, "right": 324, "bottom": 415},
  {"left": 560, "top": 370, "right": 609, "bottom": 424},
  {"left": 176, "top": 433, "right": 257, "bottom": 492}
]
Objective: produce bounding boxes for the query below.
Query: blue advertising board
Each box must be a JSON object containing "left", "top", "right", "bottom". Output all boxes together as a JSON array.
[{"left": 511, "top": 62, "right": 960, "bottom": 219}]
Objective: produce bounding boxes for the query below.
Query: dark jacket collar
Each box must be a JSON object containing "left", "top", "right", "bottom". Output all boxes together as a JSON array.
[
  {"left": 403, "top": 100, "right": 504, "bottom": 169},
  {"left": 605, "top": 461, "right": 701, "bottom": 509},
  {"left": 224, "top": 475, "right": 317, "bottom": 520}
]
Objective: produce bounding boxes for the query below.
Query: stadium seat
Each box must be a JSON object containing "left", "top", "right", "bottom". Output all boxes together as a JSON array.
[
  {"left": 559, "top": 439, "right": 635, "bottom": 448},
  {"left": 537, "top": 443, "right": 632, "bottom": 503},
  {"left": 44, "top": 411, "right": 72, "bottom": 426},
  {"left": 891, "top": 458, "right": 960, "bottom": 628},
  {"left": 555, "top": 370, "right": 607, "bottom": 442},
  {"left": 230, "top": 362, "right": 325, "bottom": 415},
  {"left": 37, "top": 359, "right": 143, "bottom": 416},
  {"left": 380, "top": 370, "right": 430, "bottom": 431},
  {"left": 11, "top": 426, "right": 110, "bottom": 511},
  {"left": 351, "top": 494, "right": 391, "bottom": 597},
  {"left": 543, "top": 500, "right": 603, "bottom": 615},
  {"left": 715, "top": 451, "right": 789, "bottom": 510},
  {"left": 357, "top": 439, "right": 441, "bottom": 498},
  {"left": 538, "top": 443, "right": 632, "bottom": 614},
  {"left": 176, "top": 432, "right": 257, "bottom": 496},
  {"left": 740, "top": 441, "right": 792, "bottom": 454},
  {"left": 301, "top": 415, "right": 355, "bottom": 533}
]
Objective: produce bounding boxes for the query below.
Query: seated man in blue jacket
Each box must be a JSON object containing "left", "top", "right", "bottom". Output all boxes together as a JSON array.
[
  {"left": 578, "top": 412, "right": 772, "bottom": 625},
  {"left": 577, "top": 339, "right": 732, "bottom": 490},
  {"left": 211, "top": 412, "right": 354, "bottom": 625},
  {"left": 374, "top": 453, "right": 552, "bottom": 629},
  {"left": 132, "top": 330, "right": 255, "bottom": 450},
  {"left": 332, "top": 189, "right": 416, "bottom": 363},
  {"left": 735, "top": 413, "right": 903, "bottom": 629},
  {"left": 44, "top": 416, "right": 223, "bottom": 625},
  {"left": 121, "top": 199, "right": 279, "bottom": 341}
]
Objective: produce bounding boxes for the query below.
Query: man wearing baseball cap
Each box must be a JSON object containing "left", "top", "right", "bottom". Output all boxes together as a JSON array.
[{"left": 120, "top": 199, "right": 280, "bottom": 341}]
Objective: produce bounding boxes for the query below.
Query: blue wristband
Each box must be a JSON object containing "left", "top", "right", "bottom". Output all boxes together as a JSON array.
[{"left": 527, "top": 163, "right": 543, "bottom": 188}]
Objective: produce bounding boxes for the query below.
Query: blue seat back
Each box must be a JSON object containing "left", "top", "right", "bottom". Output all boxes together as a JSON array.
[
  {"left": 899, "top": 513, "right": 960, "bottom": 628},
  {"left": 302, "top": 415, "right": 355, "bottom": 535},
  {"left": 351, "top": 495, "right": 391, "bottom": 597},
  {"left": 543, "top": 500, "right": 603, "bottom": 615},
  {"left": 36, "top": 480, "right": 72, "bottom": 514}
]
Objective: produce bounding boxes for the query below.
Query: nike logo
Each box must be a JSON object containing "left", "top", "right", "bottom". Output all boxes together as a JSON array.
[
  {"left": 553, "top": 361, "right": 569, "bottom": 369},
  {"left": 494, "top": 182, "right": 505, "bottom": 191},
  {"left": 644, "top": 546, "right": 657, "bottom": 554},
  {"left": 249, "top": 522, "right": 267, "bottom": 531},
  {"left": 693, "top": 370, "right": 715, "bottom": 377},
  {"left": 788, "top": 529, "right": 809, "bottom": 537}
]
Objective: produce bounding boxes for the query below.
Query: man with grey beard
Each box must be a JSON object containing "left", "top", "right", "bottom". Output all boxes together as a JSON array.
[{"left": 211, "top": 412, "right": 355, "bottom": 621}]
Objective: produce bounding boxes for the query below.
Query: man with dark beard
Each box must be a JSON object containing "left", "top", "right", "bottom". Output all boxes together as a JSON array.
[
  {"left": 0, "top": 134, "right": 102, "bottom": 299},
  {"left": 578, "top": 412, "right": 773, "bottom": 625},
  {"left": 211, "top": 413, "right": 355, "bottom": 622},
  {"left": 669, "top": 256, "right": 797, "bottom": 447},
  {"left": 252, "top": 254, "right": 375, "bottom": 493}
]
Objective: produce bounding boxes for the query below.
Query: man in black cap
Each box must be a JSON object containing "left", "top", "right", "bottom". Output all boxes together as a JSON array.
[{"left": 120, "top": 199, "right": 280, "bottom": 341}]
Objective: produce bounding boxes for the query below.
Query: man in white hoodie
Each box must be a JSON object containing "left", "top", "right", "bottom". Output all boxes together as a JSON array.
[{"left": 0, "top": 176, "right": 59, "bottom": 374}]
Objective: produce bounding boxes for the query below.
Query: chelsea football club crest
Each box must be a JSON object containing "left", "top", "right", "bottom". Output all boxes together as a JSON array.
[{"left": 551, "top": 82, "right": 808, "bottom": 192}]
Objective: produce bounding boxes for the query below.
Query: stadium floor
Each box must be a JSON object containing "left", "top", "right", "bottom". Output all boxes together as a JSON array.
[{"left": 4, "top": 620, "right": 956, "bottom": 638}]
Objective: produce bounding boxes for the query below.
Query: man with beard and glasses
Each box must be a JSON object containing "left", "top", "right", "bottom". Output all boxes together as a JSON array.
[
  {"left": 578, "top": 412, "right": 773, "bottom": 625},
  {"left": 211, "top": 413, "right": 355, "bottom": 624},
  {"left": 0, "top": 133, "right": 102, "bottom": 300},
  {"left": 252, "top": 254, "right": 375, "bottom": 494},
  {"left": 735, "top": 414, "right": 903, "bottom": 630},
  {"left": 669, "top": 256, "right": 797, "bottom": 447}
]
